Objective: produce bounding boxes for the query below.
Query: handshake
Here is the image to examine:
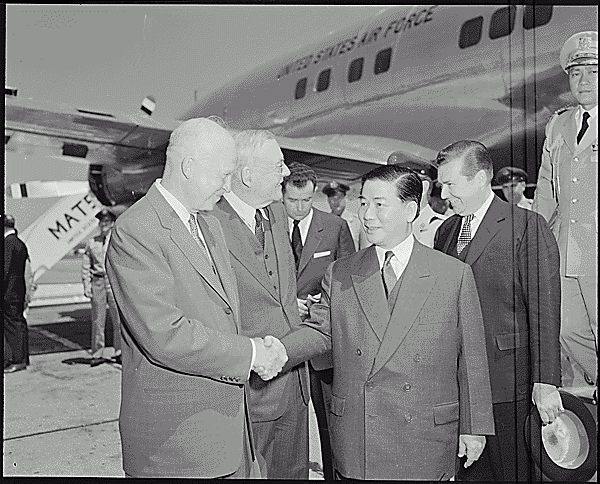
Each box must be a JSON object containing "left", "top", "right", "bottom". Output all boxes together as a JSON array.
[{"left": 252, "top": 336, "right": 288, "bottom": 381}]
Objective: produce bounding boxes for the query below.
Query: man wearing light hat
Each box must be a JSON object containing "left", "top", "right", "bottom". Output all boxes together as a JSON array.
[
  {"left": 496, "top": 166, "right": 534, "bottom": 210},
  {"left": 81, "top": 208, "right": 121, "bottom": 367},
  {"left": 323, "top": 181, "right": 368, "bottom": 250},
  {"left": 534, "top": 31, "right": 597, "bottom": 395}
]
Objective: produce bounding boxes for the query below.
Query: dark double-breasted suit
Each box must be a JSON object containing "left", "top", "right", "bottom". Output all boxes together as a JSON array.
[
  {"left": 307, "top": 240, "right": 494, "bottom": 480},
  {"left": 106, "top": 185, "right": 255, "bottom": 478},
  {"left": 213, "top": 198, "right": 330, "bottom": 479},
  {"left": 434, "top": 195, "right": 561, "bottom": 480}
]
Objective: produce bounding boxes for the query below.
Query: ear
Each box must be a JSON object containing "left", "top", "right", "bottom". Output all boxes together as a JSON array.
[
  {"left": 406, "top": 200, "right": 419, "bottom": 223},
  {"left": 476, "top": 170, "right": 488, "bottom": 187},
  {"left": 181, "top": 156, "right": 193, "bottom": 179},
  {"left": 240, "top": 166, "right": 252, "bottom": 188}
]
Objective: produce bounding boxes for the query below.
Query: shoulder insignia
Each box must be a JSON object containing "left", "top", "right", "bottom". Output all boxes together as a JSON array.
[{"left": 554, "top": 106, "right": 574, "bottom": 117}]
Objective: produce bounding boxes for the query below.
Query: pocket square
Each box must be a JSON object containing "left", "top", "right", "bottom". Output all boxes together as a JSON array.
[{"left": 314, "top": 250, "right": 331, "bottom": 258}]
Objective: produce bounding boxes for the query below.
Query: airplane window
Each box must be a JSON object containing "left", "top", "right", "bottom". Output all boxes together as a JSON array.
[
  {"left": 374, "top": 48, "right": 392, "bottom": 75},
  {"left": 348, "top": 57, "right": 364, "bottom": 83},
  {"left": 523, "top": 5, "right": 552, "bottom": 30},
  {"left": 489, "top": 6, "right": 516, "bottom": 40},
  {"left": 295, "top": 77, "right": 307, "bottom": 100},
  {"left": 316, "top": 69, "right": 331, "bottom": 92},
  {"left": 459, "top": 17, "right": 483, "bottom": 49}
]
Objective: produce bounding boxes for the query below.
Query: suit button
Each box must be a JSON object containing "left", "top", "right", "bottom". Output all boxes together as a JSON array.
[
  {"left": 571, "top": 219, "right": 577, "bottom": 224},
  {"left": 224, "top": 308, "right": 232, "bottom": 315},
  {"left": 573, "top": 157, "right": 579, "bottom": 162},
  {"left": 365, "top": 381, "right": 374, "bottom": 391},
  {"left": 403, "top": 383, "right": 411, "bottom": 392},
  {"left": 572, "top": 199, "right": 578, "bottom": 203},
  {"left": 572, "top": 178, "right": 579, "bottom": 183},
  {"left": 404, "top": 413, "right": 413, "bottom": 422},
  {"left": 413, "top": 354, "right": 421, "bottom": 363},
  {"left": 268, "top": 270, "right": 273, "bottom": 276},
  {"left": 265, "top": 254, "right": 269, "bottom": 259},
  {"left": 356, "top": 349, "right": 362, "bottom": 356}
]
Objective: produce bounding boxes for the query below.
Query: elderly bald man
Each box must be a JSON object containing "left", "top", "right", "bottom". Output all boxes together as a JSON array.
[{"left": 106, "top": 118, "right": 286, "bottom": 478}]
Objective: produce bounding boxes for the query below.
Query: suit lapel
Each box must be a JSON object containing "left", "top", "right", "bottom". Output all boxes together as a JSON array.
[
  {"left": 297, "top": 210, "right": 323, "bottom": 276},
  {"left": 464, "top": 196, "right": 505, "bottom": 267},
  {"left": 561, "top": 108, "right": 578, "bottom": 155},
  {"left": 441, "top": 215, "right": 461, "bottom": 254},
  {"left": 198, "top": 213, "right": 240, "bottom": 327},
  {"left": 371, "top": 242, "right": 435, "bottom": 377},
  {"left": 351, "top": 248, "right": 389, "bottom": 342},
  {"left": 216, "top": 199, "right": 277, "bottom": 299},
  {"left": 575, "top": 113, "right": 597, "bottom": 155},
  {"left": 146, "top": 186, "right": 229, "bottom": 304}
]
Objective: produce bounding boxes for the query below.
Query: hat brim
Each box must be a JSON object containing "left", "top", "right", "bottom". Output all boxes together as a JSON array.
[{"left": 524, "top": 390, "right": 597, "bottom": 481}]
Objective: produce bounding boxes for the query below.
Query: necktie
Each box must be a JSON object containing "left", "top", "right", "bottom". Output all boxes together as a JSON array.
[
  {"left": 291, "top": 220, "right": 303, "bottom": 269},
  {"left": 577, "top": 112, "right": 590, "bottom": 144},
  {"left": 456, "top": 214, "right": 474, "bottom": 255},
  {"left": 188, "top": 214, "right": 215, "bottom": 273},
  {"left": 381, "top": 251, "right": 397, "bottom": 298},
  {"left": 254, "top": 210, "right": 265, "bottom": 249}
]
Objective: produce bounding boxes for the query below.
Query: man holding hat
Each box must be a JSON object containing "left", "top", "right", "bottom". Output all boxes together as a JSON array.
[
  {"left": 497, "top": 167, "right": 534, "bottom": 210},
  {"left": 534, "top": 31, "right": 597, "bottom": 393},
  {"left": 81, "top": 208, "right": 121, "bottom": 367},
  {"left": 323, "top": 180, "right": 368, "bottom": 250}
]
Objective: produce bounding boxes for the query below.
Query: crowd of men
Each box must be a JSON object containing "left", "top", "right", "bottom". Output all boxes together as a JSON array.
[{"left": 4, "top": 29, "right": 596, "bottom": 481}]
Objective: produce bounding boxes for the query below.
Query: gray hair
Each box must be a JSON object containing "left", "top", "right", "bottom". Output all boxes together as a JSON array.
[{"left": 233, "top": 129, "right": 276, "bottom": 168}]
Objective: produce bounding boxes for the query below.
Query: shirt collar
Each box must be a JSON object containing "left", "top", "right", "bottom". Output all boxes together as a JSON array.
[
  {"left": 4, "top": 229, "right": 16, "bottom": 238},
  {"left": 154, "top": 179, "right": 193, "bottom": 229},
  {"left": 223, "top": 191, "right": 269, "bottom": 233},
  {"left": 288, "top": 208, "right": 313, "bottom": 234},
  {"left": 471, "top": 190, "right": 495, "bottom": 222},
  {"left": 578, "top": 104, "right": 598, "bottom": 120},
  {"left": 375, "top": 233, "right": 415, "bottom": 269}
]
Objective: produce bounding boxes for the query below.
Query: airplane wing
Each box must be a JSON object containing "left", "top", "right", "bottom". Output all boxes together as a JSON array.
[
  {"left": 276, "top": 133, "right": 438, "bottom": 182},
  {"left": 5, "top": 94, "right": 180, "bottom": 165}
]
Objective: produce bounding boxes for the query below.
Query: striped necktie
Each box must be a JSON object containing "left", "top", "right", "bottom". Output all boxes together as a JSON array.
[
  {"left": 254, "top": 210, "right": 265, "bottom": 249},
  {"left": 381, "top": 251, "right": 397, "bottom": 298},
  {"left": 188, "top": 214, "right": 215, "bottom": 273},
  {"left": 457, "top": 214, "right": 474, "bottom": 255}
]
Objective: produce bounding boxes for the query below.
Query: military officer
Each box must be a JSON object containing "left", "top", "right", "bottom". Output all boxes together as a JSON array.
[
  {"left": 411, "top": 173, "right": 449, "bottom": 247},
  {"left": 82, "top": 208, "right": 121, "bottom": 367},
  {"left": 533, "top": 31, "right": 597, "bottom": 393},
  {"left": 323, "top": 181, "right": 368, "bottom": 250},
  {"left": 496, "top": 166, "right": 534, "bottom": 210}
]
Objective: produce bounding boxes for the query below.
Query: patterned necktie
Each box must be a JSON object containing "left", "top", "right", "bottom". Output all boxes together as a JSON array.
[
  {"left": 254, "top": 210, "right": 265, "bottom": 249},
  {"left": 188, "top": 214, "right": 215, "bottom": 273},
  {"left": 577, "top": 111, "right": 590, "bottom": 144},
  {"left": 381, "top": 250, "right": 397, "bottom": 298},
  {"left": 456, "top": 214, "right": 475, "bottom": 255},
  {"left": 291, "top": 220, "right": 303, "bottom": 269}
]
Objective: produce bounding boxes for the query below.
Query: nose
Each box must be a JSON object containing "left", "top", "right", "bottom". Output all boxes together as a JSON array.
[
  {"left": 223, "top": 174, "right": 232, "bottom": 193},
  {"left": 361, "top": 202, "right": 375, "bottom": 221},
  {"left": 440, "top": 184, "right": 449, "bottom": 200}
]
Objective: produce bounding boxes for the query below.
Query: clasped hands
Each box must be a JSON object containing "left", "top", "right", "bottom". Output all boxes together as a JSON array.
[{"left": 252, "top": 335, "right": 288, "bottom": 380}]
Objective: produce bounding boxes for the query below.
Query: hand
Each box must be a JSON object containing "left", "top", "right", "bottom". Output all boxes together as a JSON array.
[
  {"left": 532, "top": 383, "right": 564, "bottom": 425},
  {"left": 458, "top": 434, "right": 486, "bottom": 468},
  {"left": 297, "top": 298, "right": 309, "bottom": 320},
  {"left": 84, "top": 287, "right": 92, "bottom": 298},
  {"left": 306, "top": 293, "right": 321, "bottom": 308},
  {"left": 252, "top": 336, "right": 288, "bottom": 381}
]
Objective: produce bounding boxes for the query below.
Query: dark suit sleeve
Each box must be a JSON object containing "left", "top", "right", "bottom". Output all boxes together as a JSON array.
[
  {"left": 458, "top": 264, "right": 495, "bottom": 436},
  {"left": 338, "top": 219, "right": 356, "bottom": 259},
  {"left": 281, "top": 261, "right": 333, "bottom": 369},
  {"left": 519, "top": 212, "right": 561, "bottom": 387}
]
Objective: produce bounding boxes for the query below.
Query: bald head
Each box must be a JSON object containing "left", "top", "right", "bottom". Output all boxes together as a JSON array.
[{"left": 161, "top": 118, "right": 236, "bottom": 212}]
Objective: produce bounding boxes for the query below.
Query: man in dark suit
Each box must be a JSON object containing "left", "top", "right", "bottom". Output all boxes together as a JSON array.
[
  {"left": 282, "top": 162, "right": 355, "bottom": 480},
  {"left": 106, "top": 118, "right": 286, "bottom": 478},
  {"left": 213, "top": 130, "right": 331, "bottom": 479},
  {"left": 434, "top": 140, "right": 563, "bottom": 481},
  {"left": 307, "top": 165, "right": 494, "bottom": 480},
  {"left": 4, "top": 215, "right": 31, "bottom": 373}
]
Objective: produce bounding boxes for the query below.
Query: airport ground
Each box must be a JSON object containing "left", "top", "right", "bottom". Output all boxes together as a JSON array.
[{"left": 3, "top": 256, "right": 325, "bottom": 478}]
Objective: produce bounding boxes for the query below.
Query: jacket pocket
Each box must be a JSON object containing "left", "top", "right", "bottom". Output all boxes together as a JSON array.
[
  {"left": 330, "top": 394, "right": 345, "bottom": 417},
  {"left": 433, "top": 401, "right": 459, "bottom": 425},
  {"left": 496, "top": 332, "right": 523, "bottom": 351}
]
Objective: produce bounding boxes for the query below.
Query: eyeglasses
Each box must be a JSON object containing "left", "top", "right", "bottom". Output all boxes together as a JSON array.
[{"left": 257, "top": 160, "right": 286, "bottom": 175}]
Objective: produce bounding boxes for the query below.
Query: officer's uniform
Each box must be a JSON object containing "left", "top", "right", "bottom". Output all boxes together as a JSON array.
[
  {"left": 81, "top": 209, "right": 121, "bottom": 363},
  {"left": 496, "top": 166, "right": 534, "bottom": 210},
  {"left": 533, "top": 31, "right": 598, "bottom": 386},
  {"left": 412, "top": 203, "right": 448, "bottom": 248}
]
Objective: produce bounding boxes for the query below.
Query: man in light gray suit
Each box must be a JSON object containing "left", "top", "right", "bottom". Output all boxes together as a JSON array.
[{"left": 106, "top": 118, "right": 286, "bottom": 478}]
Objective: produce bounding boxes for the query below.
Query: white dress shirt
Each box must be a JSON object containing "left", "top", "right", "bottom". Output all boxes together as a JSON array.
[
  {"left": 223, "top": 192, "right": 268, "bottom": 233},
  {"left": 288, "top": 208, "right": 313, "bottom": 244},
  {"left": 155, "top": 180, "right": 256, "bottom": 371},
  {"left": 461, "top": 190, "right": 495, "bottom": 239},
  {"left": 375, "top": 234, "right": 415, "bottom": 280}
]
